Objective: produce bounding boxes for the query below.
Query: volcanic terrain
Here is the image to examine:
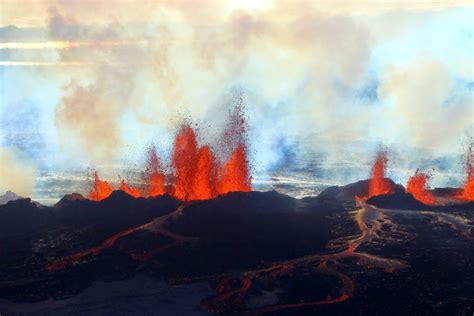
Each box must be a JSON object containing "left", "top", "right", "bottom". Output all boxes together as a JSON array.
[{"left": 0, "top": 176, "right": 473, "bottom": 315}]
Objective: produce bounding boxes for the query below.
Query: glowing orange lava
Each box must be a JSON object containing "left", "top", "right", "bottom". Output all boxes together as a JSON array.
[
  {"left": 406, "top": 169, "right": 436, "bottom": 205},
  {"left": 218, "top": 144, "right": 251, "bottom": 195},
  {"left": 361, "top": 150, "right": 394, "bottom": 200},
  {"left": 89, "top": 172, "right": 113, "bottom": 201},
  {"left": 458, "top": 145, "right": 474, "bottom": 201},
  {"left": 119, "top": 180, "right": 141, "bottom": 198},
  {"left": 172, "top": 125, "right": 200, "bottom": 201},
  {"left": 145, "top": 147, "right": 165, "bottom": 197},
  {"left": 87, "top": 107, "right": 252, "bottom": 202},
  {"left": 193, "top": 146, "right": 218, "bottom": 200}
]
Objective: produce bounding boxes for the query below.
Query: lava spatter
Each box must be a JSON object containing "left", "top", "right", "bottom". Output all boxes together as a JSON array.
[
  {"left": 89, "top": 172, "right": 113, "bottom": 201},
  {"left": 361, "top": 150, "right": 394, "bottom": 200},
  {"left": 406, "top": 169, "right": 436, "bottom": 205}
]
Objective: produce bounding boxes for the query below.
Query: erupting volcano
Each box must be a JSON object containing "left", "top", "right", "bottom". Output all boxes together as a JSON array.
[
  {"left": 406, "top": 169, "right": 436, "bottom": 205},
  {"left": 360, "top": 150, "right": 395, "bottom": 200},
  {"left": 87, "top": 109, "right": 251, "bottom": 202}
]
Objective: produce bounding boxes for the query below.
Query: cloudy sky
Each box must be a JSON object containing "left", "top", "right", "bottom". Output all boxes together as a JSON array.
[{"left": 0, "top": 0, "right": 473, "bottom": 201}]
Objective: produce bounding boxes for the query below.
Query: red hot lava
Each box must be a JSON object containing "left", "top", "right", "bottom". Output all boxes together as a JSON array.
[
  {"left": 144, "top": 147, "right": 165, "bottom": 197},
  {"left": 171, "top": 124, "right": 251, "bottom": 201},
  {"left": 406, "top": 169, "right": 436, "bottom": 205},
  {"left": 172, "top": 125, "right": 200, "bottom": 201},
  {"left": 119, "top": 180, "right": 141, "bottom": 198},
  {"left": 87, "top": 109, "right": 251, "bottom": 202},
  {"left": 457, "top": 144, "right": 474, "bottom": 201},
  {"left": 194, "top": 145, "right": 218, "bottom": 200},
  {"left": 219, "top": 144, "right": 251, "bottom": 194},
  {"left": 361, "top": 150, "right": 394, "bottom": 200},
  {"left": 89, "top": 172, "right": 113, "bottom": 201}
]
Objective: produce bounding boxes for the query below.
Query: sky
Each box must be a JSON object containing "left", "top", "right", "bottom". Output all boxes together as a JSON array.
[{"left": 0, "top": 0, "right": 473, "bottom": 203}]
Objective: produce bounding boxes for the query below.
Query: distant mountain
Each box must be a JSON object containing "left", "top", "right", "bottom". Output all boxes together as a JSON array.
[{"left": 0, "top": 190, "right": 23, "bottom": 205}]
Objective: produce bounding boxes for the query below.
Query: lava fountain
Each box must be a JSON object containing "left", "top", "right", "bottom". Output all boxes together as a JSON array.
[
  {"left": 458, "top": 144, "right": 474, "bottom": 201},
  {"left": 144, "top": 147, "right": 165, "bottom": 197},
  {"left": 172, "top": 125, "right": 200, "bottom": 201},
  {"left": 89, "top": 172, "right": 113, "bottom": 201},
  {"left": 361, "top": 150, "right": 394, "bottom": 200},
  {"left": 219, "top": 144, "right": 251, "bottom": 194},
  {"left": 193, "top": 145, "right": 218, "bottom": 200},
  {"left": 119, "top": 180, "right": 141, "bottom": 198},
  {"left": 87, "top": 106, "right": 252, "bottom": 202},
  {"left": 406, "top": 169, "right": 436, "bottom": 205}
]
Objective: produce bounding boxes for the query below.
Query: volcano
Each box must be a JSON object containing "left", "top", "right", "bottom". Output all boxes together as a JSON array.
[
  {"left": 86, "top": 105, "right": 251, "bottom": 203},
  {"left": 1, "top": 176, "right": 473, "bottom": 315}
]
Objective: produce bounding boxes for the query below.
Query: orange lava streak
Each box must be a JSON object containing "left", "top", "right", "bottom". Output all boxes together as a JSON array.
[
  {"left": 119, "top": 180, "right": 141, "bottom": 198},
  {"left": 88, "top": 172, "right": 113, "bottom": 201},
  {"left": 219, "top": 144, "right": 251, "bottom": 195},
  {"left": 406, "top": 169, "right": 436, "bottom": 205},
  {"left": 145, "top": 148, "right": 165, "bottom": 197},
  {"left": 363, "top": 151, "right": 394, "bottom": 199}
]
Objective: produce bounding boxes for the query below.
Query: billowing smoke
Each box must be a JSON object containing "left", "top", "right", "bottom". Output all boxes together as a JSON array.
[
  {"left": 378, "top": 57, "right": 473, "bottom": 152},
  {"left": 55, "top": 82, "right": 122, "bottom": 163},
  {"left": 0, "top": 148, "right": 36, "bottom": 196},
  {"left": 1, "top": 1, "right": 472, "bottom": 196},
  {"left": 48, "top": 3, "right": 376, "bottom": 171}
]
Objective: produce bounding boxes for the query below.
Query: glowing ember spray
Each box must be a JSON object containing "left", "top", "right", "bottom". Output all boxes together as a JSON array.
[
  {"left": 89, "top": 172, "right": 113, "bottom": 201},
  {"left": 406, "top": 169, "right": 436, "bottom": 205},
  {"left": 144, "top": 147, "right": 165, "bottom": 197}
]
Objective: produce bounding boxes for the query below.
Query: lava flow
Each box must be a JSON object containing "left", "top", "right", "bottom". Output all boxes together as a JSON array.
[
  {"left": 201, "top": 202, "right": 409, "bottom": 315},
  {"left": 359, "top": 150, "right": 394, "bottom": 200},
  {"left": 406, "top": 169, "right": 436, "bottom": 205}
]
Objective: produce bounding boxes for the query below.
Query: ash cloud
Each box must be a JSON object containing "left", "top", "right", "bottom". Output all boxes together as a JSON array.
[
  {"left": 1, "top": 1, "right": 473, "bottom": 194},
  {"left": 0, "top": 148, "right": 36, "bottom": 196}
]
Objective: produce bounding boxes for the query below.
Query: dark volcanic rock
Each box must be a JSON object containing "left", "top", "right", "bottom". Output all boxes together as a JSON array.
[
  {"left": 316, "top": 178, "right": 404, "bottom": 208},
  {"left": 2, "top": 181, "right": 473, "bottom": 315},
  {"left": 161, "top": 191, "right": 351, "bottom": 275},
  {"left": 54, "top": 190, "right": 180, "bottom": 224},
  {"left": 367, "top": 191, "right": 430, "bottom": 210},
  {"left": 0, "top": 199, "right": 55, "bottom": 237},
  {"left": 431, "top": 187, "right": 463, "bottom": 197},
  {"left": 53, "top": 192, "right": 86, "bottom": 208}
]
